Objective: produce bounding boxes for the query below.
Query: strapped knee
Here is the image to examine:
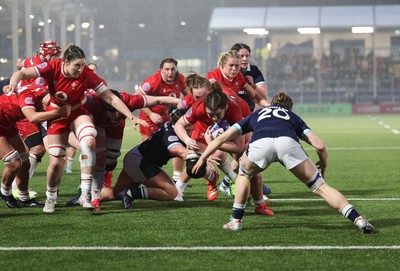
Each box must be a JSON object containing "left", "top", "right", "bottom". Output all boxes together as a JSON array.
[
  {"left": 305, "top": 171, "right": 325, "bottom": 192},
  {"left": 47, "top": 144, "right": 66, "bottom": 158},
  {"left": 238, "top": 158, "right": 253, "bottom": 179},
  {"left": 186, "top": 152, "right": 207, "bottom": 179},
  {"left": 77, "top": 123, "right": 97, "bottom": 168},
  {"left": 76, "top": 123, "right": 97, "bottom": 141},
  {"left": 2, "top": 150, "right": 20, "bottom": 165}
]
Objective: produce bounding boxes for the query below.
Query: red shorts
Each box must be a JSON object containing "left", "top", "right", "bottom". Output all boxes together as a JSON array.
[
  {"left": 46, "top": 106, "right": 91, "bottom": 135},
  {"left": 16, "top": 119, "right": 40, "bottom": 141},
  {"left": 0, "top": 126, "right": 19, "bottom": 138}
]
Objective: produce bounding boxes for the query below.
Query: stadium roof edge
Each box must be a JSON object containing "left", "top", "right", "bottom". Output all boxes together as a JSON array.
[{"left": 209, "top": 5, "right": 400, "bottom": 30}]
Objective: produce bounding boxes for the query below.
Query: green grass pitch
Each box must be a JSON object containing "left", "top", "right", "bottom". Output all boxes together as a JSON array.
[{"left": 0, "top": 114, "right": 399, "bottom": 271}]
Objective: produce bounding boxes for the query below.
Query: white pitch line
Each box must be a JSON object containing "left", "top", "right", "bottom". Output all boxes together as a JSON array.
[
  {"left": 270, "top": 198, "right": 400, "bottom": 201},
  {"left": 303, "top": 146, "right": 400, "bottom": 151},
  {"left": 1, "top": 246, "right": 400, "bottom": 251},
  {"left": 392, "top": 129, "right": 400, "bottom": 134}
]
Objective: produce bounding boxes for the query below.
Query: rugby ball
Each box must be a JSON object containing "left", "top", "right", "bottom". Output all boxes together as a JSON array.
[{"left": 210, "top": 120, "right": 230, "bottom": 139}]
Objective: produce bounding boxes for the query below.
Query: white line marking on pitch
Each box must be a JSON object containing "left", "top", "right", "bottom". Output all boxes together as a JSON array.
[
  {"left": 1, "top": 246, "right": 400, "bottom": 251},
  {"left": 271, "top": 198, "right": 400, "bottom": 201}
]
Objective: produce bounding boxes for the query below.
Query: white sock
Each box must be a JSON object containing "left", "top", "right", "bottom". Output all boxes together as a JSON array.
[
  {"left": 46, "top": 185, "right": 58, "bottom": 200},
  {"left": 219, "top": 158, "right": 237, "bottom": 180},
  {"left": 172, "top": 170, "right": 181, "bottom": 182},
  {"left": 175, "top": 180, "right": 187, "bottom": 193},
  {"left": 80, "top": 173, "right": 92, "bottom": 195},
  {"left": 28, "top": 153, "right": 40, "bottom": 180}
]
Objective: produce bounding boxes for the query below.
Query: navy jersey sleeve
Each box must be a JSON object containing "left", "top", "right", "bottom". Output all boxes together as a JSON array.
[
  {"left": 288, "top": 111, "right": 311, "bottom": 140},
  {"left": 162, "top": 122, "right": 185, "bottom": 151},
  {"left": 249, "top": 65, "right": 266, "bottom": 85}
]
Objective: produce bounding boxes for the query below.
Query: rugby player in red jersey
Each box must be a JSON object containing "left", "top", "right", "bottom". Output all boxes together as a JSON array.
[
  {"left": 7, "top": 44, "right": 146, "bottom": 213},
  {"left": 134, "top": 58, "right": 189, "bottom": 186},
  {"left": 0, "top": 85, "right": 70, "bottom": 208}
]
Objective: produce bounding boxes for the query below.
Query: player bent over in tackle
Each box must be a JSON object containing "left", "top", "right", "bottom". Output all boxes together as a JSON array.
[
  {"left": 100, "top": 107, "right": 218, "bottom": 208},
  {"left": 192, "top": 91, "right": 375, "bottom": 234}
]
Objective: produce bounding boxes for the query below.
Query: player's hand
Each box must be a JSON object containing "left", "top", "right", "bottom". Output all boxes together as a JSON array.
[
  {"left": 149, "top": 112, "right": 163, "bottom": 124},
  {"left": 130, "top": 117, "right": 148, "bottom": 130},
  {"left": 3, "top": 85, "right": 17, "bottom": 96},
  {"left": 58, "top": 104, "right": 72, "bottom": 118},
  {"left": 206, "top": 155, "right": 221, "bottom": 166},
  {"left": 246, "top": 75, "right": 255, "bottom": 86},
  {"left": 315, "top": 160, "right": 326, "bottom": 178},
  {"left": 184, "top": 137, "right": 199, "bottom": 151},
  {"left": 204, "top": 127, "right": 213, "bottom": 144}
]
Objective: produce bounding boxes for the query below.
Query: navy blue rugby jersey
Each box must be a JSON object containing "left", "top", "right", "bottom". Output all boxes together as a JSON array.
[
  {"left": 238, "top": 64, "right": 266, "bottom": 111},
  {"left": 137, "top": 121, "right": 185, "bottom": 167},
  {"left": 234, "top": 105, "right": 311, "bottom": 144}
]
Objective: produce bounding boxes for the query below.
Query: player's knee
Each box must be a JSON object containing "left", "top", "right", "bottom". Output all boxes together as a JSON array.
[
  {"left": 305, "top": 171, "right": 325, "bottom": 193},
  {"left": 2, "top": 150, "right": 21, "bottom": 170},
  {"left": 29, "top": 144, "right": 46, "bottom": 157},
  {"left": 238, "top": 159, "right": 253, "bottom": 179},
  {"left": 47, "top": 144, "right": 66, "bottom": 158},
  {"left": 186, "top": 152, "right": 206, "bottom": 179},
  {"left": 29, "top": 152, "right": 44, "bottom": 163},
  {"left": 79, "top": 138, "right": 96, "bottom": 168},
  {"left": 76, "top": 123, "right": 97, "bottom": 145}
]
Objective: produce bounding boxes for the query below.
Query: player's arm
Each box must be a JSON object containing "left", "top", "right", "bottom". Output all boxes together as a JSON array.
[
  {"left": 174, "top": 117, "right": 198, "bottom": 150},
  {"left": 134, "top": 87, "right": 163, "bottom": 123},
  {"left": 168, "top": 144, "right": 189, "bottom": 160},
  {"left": 23, "top": 105, "right": 71, "bottom": 123},
  {"left": 7, "top": 67, "right": 38, "bottom": 94},
  {"left": 99, "top": 89, "right": 147, "bottom": 128},
  {"left": 204, "top": 127, "right": 244, "bottom": 154},
  {"left": 192, "top": 125, "right": 240, "bottom": 173},
  {"left": 144, "top": 95, "right": 181, "bottom": 107},
  {"left": 16, "top": 59, "right": 24, "bottom": 70},
  {"left": 244, "top": 84, "right": 269, "bottom": 107},
  {"left": 304, "top": 130, "right": 328, "bottom": 177}
]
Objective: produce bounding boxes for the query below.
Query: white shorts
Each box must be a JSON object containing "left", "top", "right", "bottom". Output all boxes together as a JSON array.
[{"left": 247, "top": 137, "right": 308, "bottom": 170}]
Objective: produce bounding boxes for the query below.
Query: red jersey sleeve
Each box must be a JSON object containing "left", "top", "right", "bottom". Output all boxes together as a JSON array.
[{"left": 121, "top": 92, "right": 146, "bottom": 111}]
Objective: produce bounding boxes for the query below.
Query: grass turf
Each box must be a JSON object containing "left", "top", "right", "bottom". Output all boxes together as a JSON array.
[{"left": 0, "top": 114, "right": 399, "bottom": 271}]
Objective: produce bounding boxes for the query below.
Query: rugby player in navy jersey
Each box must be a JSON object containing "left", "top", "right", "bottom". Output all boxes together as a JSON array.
[
  {"left": 192, "top": 91, "right": 375, "bottom": 234},
  {"left": 100, "top": 107, "right": 215, "bottom": 209}
]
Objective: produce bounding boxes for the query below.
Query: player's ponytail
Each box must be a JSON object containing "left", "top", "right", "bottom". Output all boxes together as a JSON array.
[{"left": 271, "top": 91, "right": 293, "bottom": 110}]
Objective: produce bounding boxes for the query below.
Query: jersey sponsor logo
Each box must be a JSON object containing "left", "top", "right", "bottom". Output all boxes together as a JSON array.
[
  {"left": 142, "top": 82, "right": 151, "bottom": 92},
  {"left": 185, "top": 107, "right": 193, "bottom": 118},
  {"left": 55, "top": 91, "right": 68, "bottom": 102},
  {"left": 37, "top": 62, "right": 48, "bottom": 69},
  {"left": 180, "top": 100, "right": 188, "bottom": 109},
  {"left": 35, "top": 77, "right": 45, "bottom": 86},
  {"left": 168, "top": 135, "right": 179, "bottom": 142},
  {"left": 24, "top": 97, "right": 35, "bottom": 105}
]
